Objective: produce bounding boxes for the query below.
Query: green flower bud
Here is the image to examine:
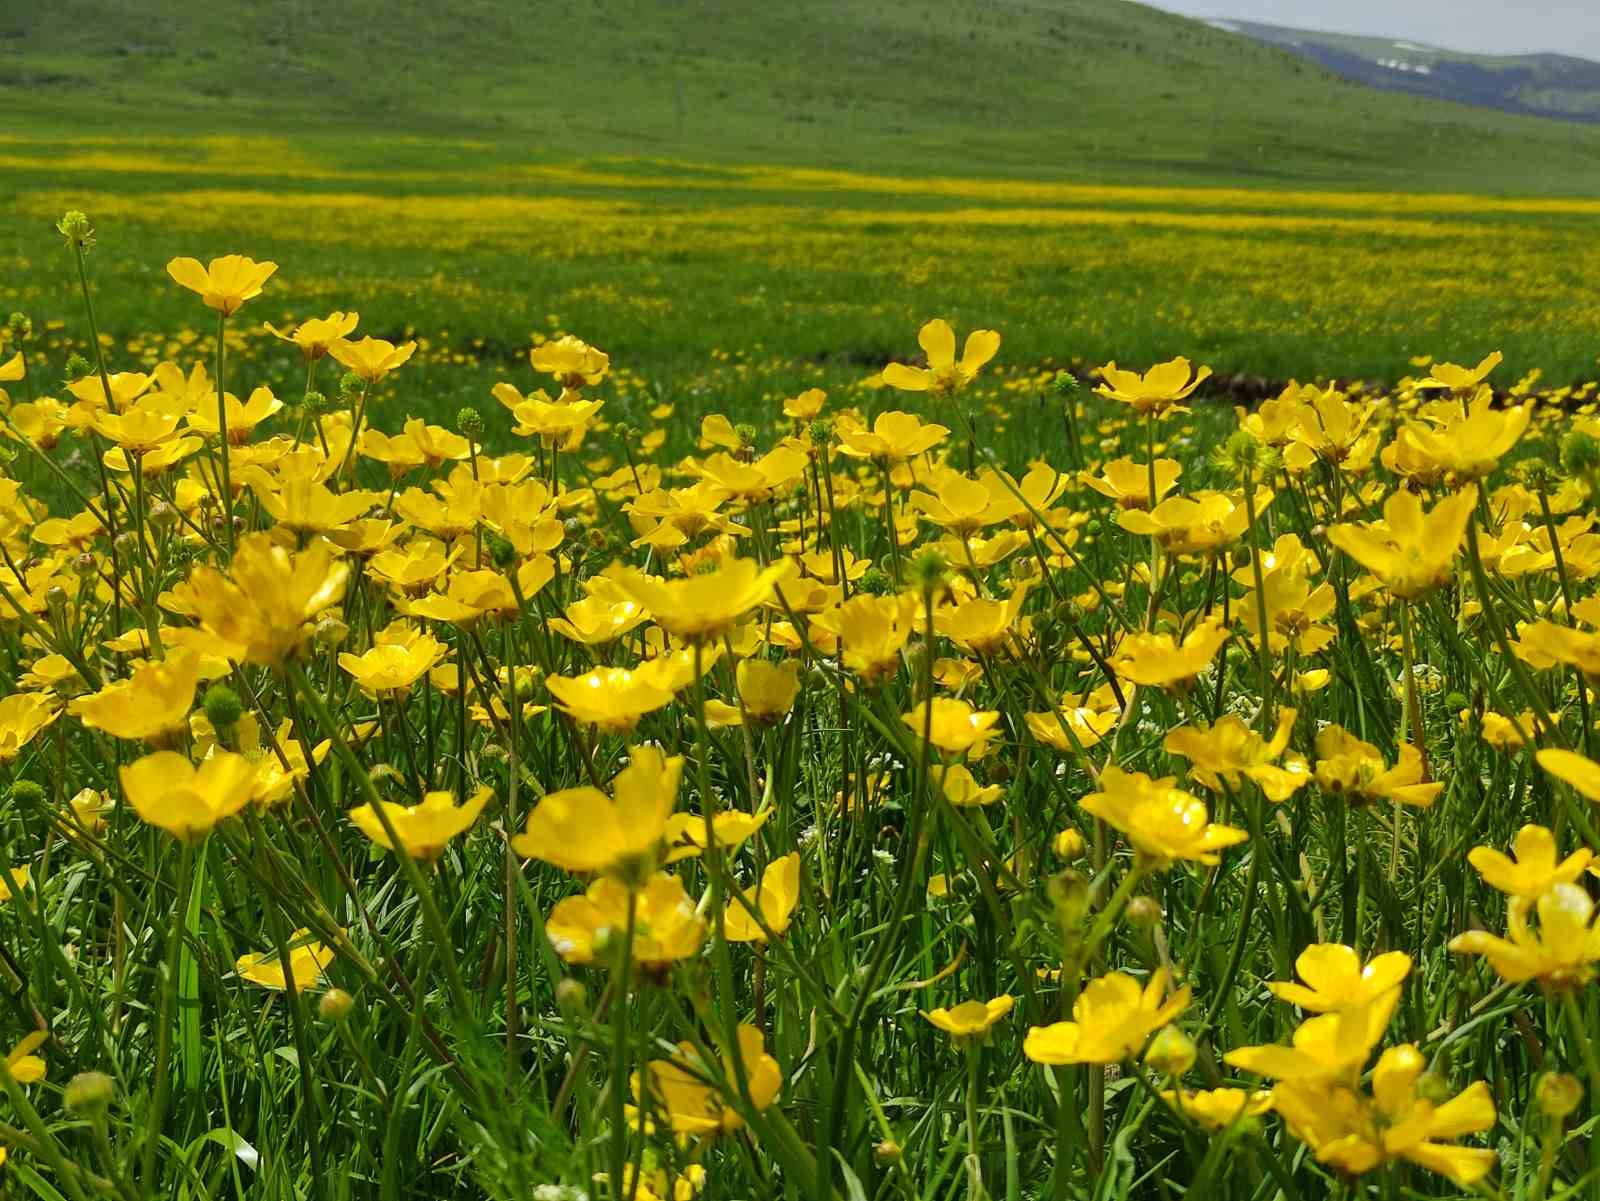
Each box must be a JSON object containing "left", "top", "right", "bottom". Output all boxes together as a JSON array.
[
  {"left": 857, "top": 567, "right": 890, "bottom": 596},
  {"left": 64, "top": 353, "right": 92, "bottom": 382},
  {"left": 1145, "top": 1025, "right": 1196, "bottom": 1076},
  {"left": 64, "top": 1070, "right": 115, "bottom": 1114},
  {"left": 456, "top": 406, "right": 484, "bottom": 439},
  {"left": 303, "top": 389, "right": 335, "bottom": 415},
  {"left": 1051, "top": 370, "right": 1080, "bottom": 397},
  {"left": 56, "top": 211, "right": 95, "bottom": 251},
  {"left": 315, "top": 617, "right": 349, "bottom": 648},
  {"left": 9, "top": 780, "right": 45, "bottom": 810},
  {"left": 1561, "top": 432, "right": 1600, "bottom": 476},
  {"left": 1125, "top": 895, "right": 1163, "bottom": 929},
  {"left": 1537, "top": 1072, "right": 1583, "bottom": 1120},
  {"left": 202, "top": 684, "right": 244, "bottom": 733},
  {"left": 6, "top": 313, "right": 32, "bottom": 341},
  {"left": 911, "top": 549, "right": 948, "bottom": 596},
  {"left": 318, "top": 988, "right": 354, "bottom": 1023},
  {"left": 338, "top": 371, "right": 364, "bottom": 399}
]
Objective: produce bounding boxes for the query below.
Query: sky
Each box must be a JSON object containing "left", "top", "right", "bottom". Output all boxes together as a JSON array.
[{"left": 1147, "top": 1, "right": 1600, "bottom": 61}]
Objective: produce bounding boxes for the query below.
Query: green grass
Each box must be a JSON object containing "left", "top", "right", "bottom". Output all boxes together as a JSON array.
[{"left": 9, "top": 0, "right": 1600, "bottom": 193}]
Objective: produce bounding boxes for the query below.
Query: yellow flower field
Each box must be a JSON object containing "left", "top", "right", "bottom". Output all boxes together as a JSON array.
[{"left": 1, "top": 159, "right": 1600, "bottom": 1198}]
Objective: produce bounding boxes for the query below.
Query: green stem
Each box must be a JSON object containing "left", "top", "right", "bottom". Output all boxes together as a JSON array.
[{"left": 141, "top": 840, "right": 196, "bottom": 1195}]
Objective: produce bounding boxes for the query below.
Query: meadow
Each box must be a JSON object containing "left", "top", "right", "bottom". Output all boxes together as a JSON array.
[
  {"left": 0, "top": 173, "right": 1596, "bottom": 1200},
  {"left": 4, "top": 129, "right": 1600, "bottom": 446}
]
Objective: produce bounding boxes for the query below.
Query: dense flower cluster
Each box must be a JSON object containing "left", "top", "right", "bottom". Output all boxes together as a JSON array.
[{"left": 0, "top": 219, "right": 1595, "bottom": 1198}]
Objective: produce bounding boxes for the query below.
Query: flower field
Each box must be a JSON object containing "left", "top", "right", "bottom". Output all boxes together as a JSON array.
[{"left": 0, "top": 187, "right": 1599, "bottom": 1201}]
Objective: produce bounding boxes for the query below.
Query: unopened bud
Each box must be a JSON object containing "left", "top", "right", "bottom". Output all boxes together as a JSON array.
[
  {"left": 456, "top": 406, "right": 483, "bottom": 439},
  {"left": 318, "top": 988, "right": 354, "bottom": 1023},
  {"left": 314, "top": 617, "right": 349, "bottom": 648},
  {"left": 1537, "top": 1072, "right": 1583, "bottom": 1120},
  {"left": 202, "top": 684, "right": 244, "bottom": 732},
  {"left": 56, "top": 211, "right": 95, "bottom": 251},
  {"left": 1053, "top": 828, "right": 1086, "bottom": 859},
  {"left": 1145, "top": 1025, "right": 1196, "bottom": 1076},
  {"left": 64, "top": 1070, "right": 114, "bottom": 1113},
  {"left": 1126, "top": 895, "right": 1163, "bottom": 929}
]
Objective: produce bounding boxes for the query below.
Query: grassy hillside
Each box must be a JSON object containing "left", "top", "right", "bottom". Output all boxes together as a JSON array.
[
  {"left": 1220, "top": 19, "right": 1600, "bottom": 123},
  {"left": 6, "top": 0, "right": 1600, "bottom": 192}
]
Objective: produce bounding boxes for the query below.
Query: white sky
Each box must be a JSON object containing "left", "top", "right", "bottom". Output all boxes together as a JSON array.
[{"left": 1147, "top": 1, "right": 1600, "bottom": 61}]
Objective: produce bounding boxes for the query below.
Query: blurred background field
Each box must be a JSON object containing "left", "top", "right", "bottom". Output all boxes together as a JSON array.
[{"left": 4, "top": 0, "right": 1600, "bottom": 429}]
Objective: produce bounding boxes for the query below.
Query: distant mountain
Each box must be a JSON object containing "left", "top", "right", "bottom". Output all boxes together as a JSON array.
[{"left": 1211, "top": 19, "right": 1600, "bottom": 123}]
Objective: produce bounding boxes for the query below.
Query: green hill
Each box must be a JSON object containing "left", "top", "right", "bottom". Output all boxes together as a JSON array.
[{"left": 7, "top": 0, "right": 1600, "bottom": 192}]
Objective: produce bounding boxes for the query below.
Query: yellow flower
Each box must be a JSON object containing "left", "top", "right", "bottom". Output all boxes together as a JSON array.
[
  {"left": 545, "top": 666, "right": 674, "bottom": 733},
  {"left": 1325, "top": 489, "right": 1475, "bottom": 599},
  {"left": 1313, "top": 726, "right": 1441, "bottom": 807},
  {"left": 1079, "top": 766, "right": 1247, "bottom": 866},
  {"left": 511, "top": 746, "right": 681, "bottom": 878},
  {"left": 1163, "top": 707, "right": 1310, "bottom": 802},
  {"left": 812, "top": 592, "right": 919, "bottom": 681},
  {"left": 1536, "top": 747, "right": 1600, "bottom": 803},
  {"left": 1394, "top": 395, "right": 1529, "bottom": 480},
  {"left": 1025, "top": 684, "right": 1121, "bottom": 753},
  {"left": 529, "top": 335, "right": 609, "bottom": 388},
  {"left": 1095, "top": 357, "right": 1212, "bottom": 416},
  {"left": 404, "top": 569, "right": 519, "bottom": 626},
  {"left": 328, "top": 336, "right": 417, "bottom": 383},
  {"left": 120, "top": 750, "right": 257, "bottom": 844},
  {"left": 546, "top": 593, "right": 648, "bottom": 646},
  {"left": 1161, "top": 1087, "right": 1273, "bottom": 1131},
  {"left": 0, "top": 692, "right": 61, "bottom": 761},
  {"left": 1272, "top": 1046, "right": 1496, "bottom": 1186},
  {"left": 1110, "top": 619, "right": 1228, "bottom": 689},
  {"left": 1225, "top": 994, "right": 1397, "bottom": 1083},
  {"left": 834, "top": 410, "right": 950, "bottom": 462},
  {"left": 235, "top": 930, "right": 334, "bottom": 991},
  {"left": 615, "top": 559, "right": 791, "bottom": 643},
  {"left": 175, "top": 533, "right": 349, "bottom": 666},
  {"left": 69, "top": 651, "right": 201, "bottom": 742},
  {"left": 0, "top": 864, "right": 31, "bottom": 902},
  {"left": 1082, "top": 457, "right": 1183, "bottom": 509},
  {"left": 724, "top": 852, "right": 802, "bottom": 943},
  {"left": 736, "top": 659, "right": 800, "bottom": 721},
  {"left": 1419, "top": 350, "right": 1502, "bottom": 394},
  {"left": 923, "top": 994, "right": 1014, "bottom": 1040},
  {"left": 1449, "top": 882, "right": 1600, "bottom": 987},
  {"left": 337, "top": 631, "right": 448, "bottom": 697},
  {"left": 635, "top": 1024, "right": 780, "bottom": 1135},
  {"left": 782, "top": 387, "right": 826, "bottom": 420},
  {"left": 938, "top": 763, "right": 1004, "bottom": 806},
  {"left": 348, "top": 786, "right": 492, "bottom": 863},
  {"left": 880, "top": 318, "right": 1000, "bottom": 396},
  {"left": 1266, "top": 944, "right": 1412, "bottom": 1013},
  {"left": 547, "top": 872, "right": 706, "bottom": 968},
  {"left": 1023, "top": 968, "right": 1189, "bottom": 1064},
  {"left": 3, "top": 1032, "right": 46, "bottom": 1086},
  {"left": 1467, "top": 824, "right": 1593, "bottom": 905},
  {"left": 902, "top": 698, "right": 1000, "bottom": 757},
  {"left": 1119, "top": 490, "right": 1265, "bottom": 557},
  {"left": 264, "top": 311, "right": 359, "bottom": 360},
  {"left": 165, "top": 254, "right": 278, "bottom": 315}
]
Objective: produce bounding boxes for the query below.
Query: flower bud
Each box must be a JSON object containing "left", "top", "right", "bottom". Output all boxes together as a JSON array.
[
  {"left": 1537, "top": 1072, "right": 1583, "bottom": 1120},
  {"left": 911, "top": 549, "right": 948, "bottom": 596},
  {"left": 9, "top": 780, "right": 45, "bottom": 810},
  {"left": 56, "top": 211, "right": 95, "bottom": 251},
  {"left": 456, "top": 406, "right": 484, "bottom": 439},
  {"left": 874, "top": 1139, "right": 902, "bottom": 1164},
  {"left": 1145, "top": 1025, "right": 1196, "bottom": 1076},
  {"left": 74, "top": 552, "right": 97, "bottom": 577},
  {"left": 303, "top": 389, "right": 335, "bottom": 415},
  {"left": 1051, "top": 370, "right": 1080, "bottom": 397},
  {"left": 555, "top": 977, "right": 588, "bottom": 1020},
  {"left": 64, "top": 353, "right": 92, "bottom": 382},
  {"left": 64, "top": 1070, "right": 114, "bottom": 1114},
  {"left": 1125, "top": 895, "right": 1163, "bottom": 929},
  {"left": 318, "top": 987, "right": 354, "bottom": 1023},
  {"left": 6, "top": 313, "right": 32, "bottom": 341},
  {"left": 315, "top": 617, "right": 349, "bottom": 648},
  {"left": 202, "top": 684, "right": 244, "bottom": 733},
  {"left": 147, "top": 499, "right": 179, "bottom": 532},
  {"left": 1562, "top": 431, "right": 1600, "bottom": 476},
  {"left": 1053, "top": 828, "right": 1086, "bottom": 859},
  {"left": 338, "top": 371, "right": 364, "bottom": 399}
]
